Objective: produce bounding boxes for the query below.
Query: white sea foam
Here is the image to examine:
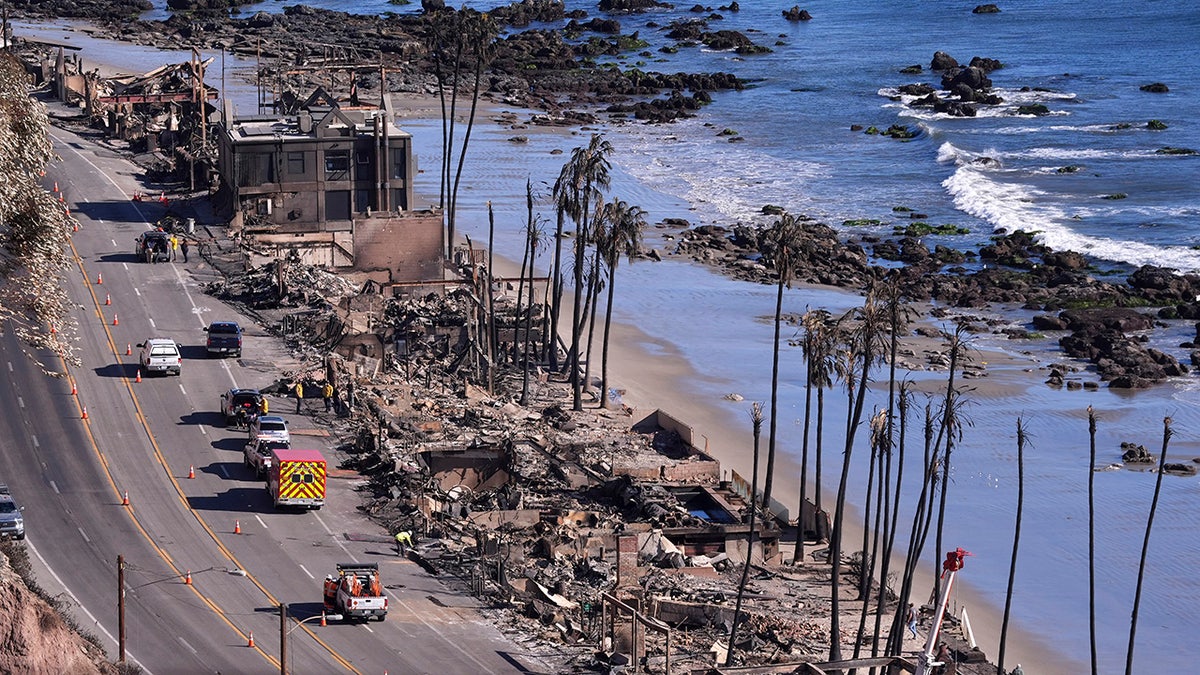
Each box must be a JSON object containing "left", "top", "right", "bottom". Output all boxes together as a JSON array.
[
  {"left": 944, "top": 166, "right": 1200, "bottom": 271},
  {"left": 617, "top": 118, "right": 827, "bottom": 224}
]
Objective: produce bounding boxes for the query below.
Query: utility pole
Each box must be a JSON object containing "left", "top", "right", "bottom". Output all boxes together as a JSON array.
[
  {"left": 279, "top": 602, "right": 288, "bottom": 675},
  {"left": 117, "top": 555, "right": 126, "bottom": 663}
]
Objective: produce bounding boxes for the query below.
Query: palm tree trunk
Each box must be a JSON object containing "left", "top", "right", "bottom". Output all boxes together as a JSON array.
[
  {"left": 599, "top": 265, "right": 617, "bottom": 409},
  {"left": 548, "top": 209, "right": 565, "bottom": 371},
  {"left": 1124, "top": 416, "right": 1173, "bottom": 675},
  {"left": 762, "top": 274, "right": 786, "bottom": 519},
  {"left": 997, "top": 419, "right": 1027, "bottom": 675},
  {"left": 726, "top": 402, "right": 765, "bottom": 667},
  {"left": 791, "top": 359, "right": 815, "bottom": 565},
  {"left": 1087, "top": 406, "right": 1099, "bottom": 675},
  {"left": 520, "top": 182, "right": 536, "bottom": 405},
  {"left": 569, "top": 214, "right": 587, "bottom": 411},
  {"left": 931, "top": 330, "right": 963, "bottom": 602}
]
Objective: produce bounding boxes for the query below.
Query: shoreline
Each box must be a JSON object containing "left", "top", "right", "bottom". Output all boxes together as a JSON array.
[{"left": 17, "top": 16, "right": 1182, "bottom": 673}]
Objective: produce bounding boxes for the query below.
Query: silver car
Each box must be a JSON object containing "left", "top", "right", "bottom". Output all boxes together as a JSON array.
[{"left": 0, "top": 485, "right": 25, "bottom": 540}]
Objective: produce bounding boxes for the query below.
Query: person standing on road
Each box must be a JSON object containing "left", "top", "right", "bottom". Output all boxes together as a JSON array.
[
  {"left": 294, "top": 381, "right": 304, "bottom": 414},
  {"left": 169, "top": 234, "right": 179, "bottom": 261},
  {"left": 323, "top": 382, "right": 334, "bottom": 411},
  {"left": 180, "top": 238, "right": 190, "bottom": 262},
  {"left": 395, "top": 531, "right": 413, "bottom": 556},
  {"left": 906, "top": 602, "right": 918, "bottom": 639}
]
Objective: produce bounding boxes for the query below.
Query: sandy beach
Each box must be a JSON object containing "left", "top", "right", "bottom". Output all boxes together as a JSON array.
[{"left": 18, "top": 13, "right": 1197, "bottom": 673}]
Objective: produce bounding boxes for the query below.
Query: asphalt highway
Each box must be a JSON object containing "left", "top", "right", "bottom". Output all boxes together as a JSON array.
[{"left": 0, "top": 119, "right": 547, "bottom": 674}]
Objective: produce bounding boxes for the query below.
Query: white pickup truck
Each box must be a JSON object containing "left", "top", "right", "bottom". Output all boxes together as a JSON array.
[
  {"left": 137, "top": 338, "right": 182, "bottom": 376},
  {"left": 322, "top": 563, "right": 387, "bottom": 622}
]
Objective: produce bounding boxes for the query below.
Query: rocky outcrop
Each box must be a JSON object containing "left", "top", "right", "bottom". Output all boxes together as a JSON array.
[
  {"left": 972, "top": 4, "right": 1001, "bottom": 13},
  {"left": 782, "top": 6, "right": 812, "bottom": 21},
  {"left": 0, "top": 545, "right": 118, "bottom": 674}
]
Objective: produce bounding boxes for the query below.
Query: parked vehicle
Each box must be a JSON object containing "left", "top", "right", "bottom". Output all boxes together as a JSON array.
[
  {"left": 203, "top": 321, "right": 243, "bottom": 357},
  {"left": 134, "top": 231, "right": 171, "bottom": 263},
  {"left": 268, "top": 448, "right": 326, "bottom": 510},
  {"left": 323, "top": 563, "right": 387, "bottom": 622},
  {"left": 138, "top": 338, "right": 182, "bottom": 376},
  {"left": 248, "top": 414, "right": 289, "bottom": 444},
  {"left": 244, "top": 438, "right": 289, "bottom": 478},
  {"left": 220, "top": 388, "right": 264, "bottom": 428},
  {"left": 0, "top": 485, "right": 25, "bottom": 540}
]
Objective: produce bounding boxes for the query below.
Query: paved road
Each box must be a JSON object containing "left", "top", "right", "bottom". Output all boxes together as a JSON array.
[{"left": 0, "top": 118, "right": 548, "bottom": 674}]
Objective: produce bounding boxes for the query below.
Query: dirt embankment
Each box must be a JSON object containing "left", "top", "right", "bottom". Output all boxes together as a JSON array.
[{"left": 0, "top": 543, "right": 120, "bottom": 675}]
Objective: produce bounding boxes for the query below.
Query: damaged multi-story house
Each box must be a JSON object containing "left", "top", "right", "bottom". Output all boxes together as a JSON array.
[{"left": 214, "top": 89, "right": 444, "bottom": 282}]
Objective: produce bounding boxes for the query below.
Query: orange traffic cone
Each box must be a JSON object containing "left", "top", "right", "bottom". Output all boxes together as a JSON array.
[
  {"left": 112, "top": 313, "right": 119, "bottom": 326},
  {"left": 53, "top": 181, "right": 58, "bottom": 192},
  {"left": 247, "top": 631, "right": 254, "bottom": 648},
  {"left": 184, "top": 570, "right": 192, "bottom": 585},
  {"left": 97, "top": 273, "right": 102, "bottom": 284},
  {"left": 320, "top": 613, "right": 327, "bottom": 627},
  {"left": 121, "top": 491, "right": 129, "bottom": 506},
  {"left": 126, "top": 343, "right": 132, "bottom": 356},
  {"left": 105, "top": 293, "right": 111, "bottom": 306},
  {"left": 73, "top": 222, "right": 78, "bottom": 232},
  {"left": 59, "top": 193, "right": 65, "bottom": 203},
  {"left": 188, "top": 465, "right": 195, "bottom": 479},
  {"left": 70, "top": 381, "right": 77, "bottom": 395},
  {"left": 81, "top": 406, "right": 88, "bottom": 419},
  {"left": 135, "top": 369, "right": 141, "bottom": 383},
  {"left": 50, "top": 324, "right": 56, "bottom": 334},
  {"left": 234, "top": 520, "right": 242, "bottom": 535}
]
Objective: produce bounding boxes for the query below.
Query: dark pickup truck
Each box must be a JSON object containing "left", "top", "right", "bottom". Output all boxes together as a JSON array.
[{"left": 204, "top": 321, "right": 242, "bottom": 357}]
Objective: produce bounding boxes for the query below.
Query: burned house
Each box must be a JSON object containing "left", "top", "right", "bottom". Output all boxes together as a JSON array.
[{"left": 215, "top": 91, "right": 444, "bottom": 281}]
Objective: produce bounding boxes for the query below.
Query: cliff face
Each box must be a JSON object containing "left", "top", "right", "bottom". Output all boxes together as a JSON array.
[{"left": 0, "top": 544, "right": 118, "bottom": 675}]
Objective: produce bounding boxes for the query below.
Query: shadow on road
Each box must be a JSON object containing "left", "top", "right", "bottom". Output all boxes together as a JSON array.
[
  {"left": 96, "top": 252, "right": 141, "bottom": 265},
  {"left": 208, "top": 436, "right": 247, "bottom": 453},
  {"left": 179, "top": 410, "right": 223, "bottom": 428},
  {"left": 93, "top": 362, "right": 139, "bottom": 379},
  {"left": 178, "top": 344, "right": 209, "bottom": 361},
  {"left": 187, "top": 486, "right": 272, "bottom": 513},
  {"left": 70, "top": 200, "right": 151, "bottom": 224}
]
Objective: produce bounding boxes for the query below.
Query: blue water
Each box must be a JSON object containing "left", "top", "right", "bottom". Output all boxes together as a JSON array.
[{"left": 119, "top": 2, "right": 1200, "bottom": 671}]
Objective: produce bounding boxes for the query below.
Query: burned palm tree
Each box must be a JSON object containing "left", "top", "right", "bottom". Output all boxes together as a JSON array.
[
  {"left": 792, "top": 309, "right": 835, "bottom": 565},
  {"left": 931, "top": 324, "right": 973, "bottom": 602},
  {"left": 424, "top": 8, "right": 497, "bottom": 257},
  {"left": 997, "top": 418, "right": 1028, "bottom": 675},
  {"left": 852, "top": 408, "right": 890, "bottom": 663},
  {"left": 1087, "top": 406, "right": 1099, "bottom": 675},
  {"left": 597, "top": 198, "right": 646, "bottom": 409},
  {"left": 554, "top": 134, "right": 613, "bottom": 411},
  {"left": 519, "top": 182, "right": 545, "bottom": 406},
  {"left": 726, "top": 402, "right": 765, "bottom": 667},
  {"left": 828, "top": 290, "right": 886, "bottom": 662},
  {"left": 762, "top": 213, "right": 805, "bottom": 517},
  {"left": 1125, "top": 416, "right": 1173, "bottom": 675}
]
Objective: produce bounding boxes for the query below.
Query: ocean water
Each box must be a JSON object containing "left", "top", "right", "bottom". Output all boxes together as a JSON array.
[{"left": 50, "top": 2, "right": 1200, "bottom": 671}]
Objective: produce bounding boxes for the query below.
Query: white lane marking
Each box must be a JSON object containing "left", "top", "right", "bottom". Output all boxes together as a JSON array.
[
  {"left": 122, "top": 262, "right": 129, "bottom": 271},
  {"left": 178, "top": 637, "right": 198, "bottom": 655},
  {"left": 6, "top": 361, "right": 11, "bottom": 371},
  {"left": 25, "top": 540, "right": 154, "bottom": 675},
  {"left": 298, "top": 564, "right": 315, "bottom": 580},
  {"left": 77, "top": 527, "right": 91, "bottom": 543},
  {"left": 217, "top": 465, "right": 229, "bottom": 479},
  {"left": 134, "top": 287, "right": 141, "bottom": 297},
  {"left": 17, "top": 396, "right": 24, "bottom": 408},
  {"left": 313, "top": 512, "right": 356, "bottom": 558},
  {"left": 31, "top": 435, "right": 39, "bottom": 448},
  {"left": 178, "top": 384, "right": 187, "bottom": 396},
  {"left": 111, "top": 239, "right": 117, "bottom": 246},
  {"left": 364, "top": 625, "right": 374, "bottom": 633},
  {"left": 199, "top": 425, "right": 207, "bottom": 436},
  {"left": 254, "top": 515, "right": 268, "bottom": 530},
  {"left": 49, "top": 130, "right": 153, "bottom": 226},
  {"left": 149, "top": 318, "right": 156, "bottom": 329},
  {"left": 169, "top": 264, "right": 238, "bottom": 388},
  {"left": 49, "top": 481, "right": 60, "bottom": 494}
]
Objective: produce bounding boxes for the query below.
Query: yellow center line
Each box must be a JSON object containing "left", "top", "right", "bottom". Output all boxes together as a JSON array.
[{"left": 64, "top": 230, "right": 358, "bottom": 672}]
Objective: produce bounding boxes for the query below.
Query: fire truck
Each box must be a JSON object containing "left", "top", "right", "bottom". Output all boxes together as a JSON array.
[
  {"left": 267, "top": 448, "right": 326, "bottom": 510},
  {"left": 323, "top": 563, "right": 388, "bottom": 622}
]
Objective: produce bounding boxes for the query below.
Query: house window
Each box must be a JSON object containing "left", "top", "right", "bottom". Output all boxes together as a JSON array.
[
  {"left": 287, "top": 152, "right": 305, "bottom": 175},
  {"left": 235, "top": 152, "right": 275, "bottom": 186},
  {"left": 324, "top": 150, "right": 350, "bottom": 181},
  {"left": 391, "top": 154, "right": 405, "bottom": 180},
  {"left": 325, "top": 190, "right": 351, "bottom": 221},
  {"left": 355, "top": 190, "right": 372, "bottom": 214}
]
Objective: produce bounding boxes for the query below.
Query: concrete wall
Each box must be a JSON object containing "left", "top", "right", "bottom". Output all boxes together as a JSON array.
[{"left": 353, "top": 210, "right": 444, "bottom": 282}]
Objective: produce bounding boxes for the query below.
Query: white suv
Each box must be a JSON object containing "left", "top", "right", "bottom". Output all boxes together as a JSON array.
[{"left": 138, "top": 338, "right": 182, "bottom": 376}]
